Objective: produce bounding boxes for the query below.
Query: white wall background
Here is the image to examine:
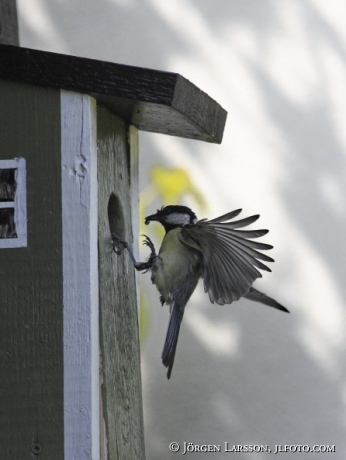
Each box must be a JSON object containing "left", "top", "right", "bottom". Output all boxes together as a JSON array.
[{"left": 17, "top": 1, "right": 346, "bottom": 458}]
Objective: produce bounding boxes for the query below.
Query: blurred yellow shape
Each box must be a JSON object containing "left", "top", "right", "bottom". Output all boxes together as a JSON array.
[{"left": 150, "top": 165, "right": 207, "bottom": 207}]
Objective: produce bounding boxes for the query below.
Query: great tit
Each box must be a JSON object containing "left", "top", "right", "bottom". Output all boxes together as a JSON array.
[{"left": 112, "top": 205, "right": 289, "bottom": 379}]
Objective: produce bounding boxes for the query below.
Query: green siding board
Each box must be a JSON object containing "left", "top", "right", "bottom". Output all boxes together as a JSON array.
[{"left": 0, "top": 80, "right": 64, "bottom": 459}]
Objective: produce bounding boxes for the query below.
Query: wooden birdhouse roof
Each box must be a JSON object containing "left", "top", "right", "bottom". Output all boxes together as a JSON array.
[{"left": 0, "top": 44, "right": 227, "bottom": 143}]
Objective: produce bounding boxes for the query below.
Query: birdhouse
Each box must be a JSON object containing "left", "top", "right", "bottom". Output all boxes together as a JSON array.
[{"left": 0, "top": 44, "right": 227, "bottom": 459}]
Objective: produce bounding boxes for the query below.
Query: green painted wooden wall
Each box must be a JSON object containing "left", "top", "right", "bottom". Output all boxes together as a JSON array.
[
  {"left": 0, "top": 80, "right": 145, "bottom": 459},
  {"left": 0, "top": 80, "right": 64, "bottom": 458}
]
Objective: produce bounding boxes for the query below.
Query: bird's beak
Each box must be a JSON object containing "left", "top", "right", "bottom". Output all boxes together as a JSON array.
[{"left": 145, "top": 211, "right": 160, "bottom": 226}]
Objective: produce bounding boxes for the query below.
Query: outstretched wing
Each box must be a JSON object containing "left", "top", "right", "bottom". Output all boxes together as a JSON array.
[{"left": 180, "top": 209, "right": 274, "bottom": 305}]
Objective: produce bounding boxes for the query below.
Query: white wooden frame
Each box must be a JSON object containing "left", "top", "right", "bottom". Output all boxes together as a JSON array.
[
  {"left": 61, "top": 91, "right": 99, "bottom": 459},
  {"left": 0, "top": 157, "right": 27, "bottom": 248}
]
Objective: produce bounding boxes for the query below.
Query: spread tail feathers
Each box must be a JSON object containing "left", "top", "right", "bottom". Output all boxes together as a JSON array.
[
  {"left": 244, "top": 287, "right": 289, "bottom": 313},
  {"left": 161, "top": 302, "right": 185, "bottom": 379}
]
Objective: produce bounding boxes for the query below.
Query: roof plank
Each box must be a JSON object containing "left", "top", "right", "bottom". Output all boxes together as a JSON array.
[{"left": 0, "top": 44, "right": 227, "bottom": 143}]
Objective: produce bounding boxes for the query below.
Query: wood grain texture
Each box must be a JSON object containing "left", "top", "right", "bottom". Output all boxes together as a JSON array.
[
  {"left": 128, "top": 125, "right": 140, "bottom": 304},
  {"left": 0, "top": 80, "right": 64, "bottom": 459},
  {"left": 0, "top": 0, "right": 19, "bottom": 45},
  {"left": 97, "top": 106, "right": 145, "bottom": 460},
  {"left": 61, "top": 91, "right": 100, "bottom": 459},
  {"left": 0, "top": 43, "right": 227, "bottom": 143}
]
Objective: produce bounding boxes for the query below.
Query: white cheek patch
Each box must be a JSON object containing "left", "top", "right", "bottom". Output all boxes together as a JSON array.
[{"left": 165, "top": 212, "right": 191, "bottom": 226}]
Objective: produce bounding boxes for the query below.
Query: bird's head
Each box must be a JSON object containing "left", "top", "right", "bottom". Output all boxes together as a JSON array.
[{"left": 145, "top": 205, "right": 197, "bottom": 232}]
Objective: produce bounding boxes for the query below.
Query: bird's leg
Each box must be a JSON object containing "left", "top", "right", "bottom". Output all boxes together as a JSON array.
[{"left": 111, "top": 233, "right": 156, "bottom": 272}]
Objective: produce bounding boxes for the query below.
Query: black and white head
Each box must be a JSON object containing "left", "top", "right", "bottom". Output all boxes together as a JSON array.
[{"left": 145, "top": 205, "right": 198, "bottom": 232}]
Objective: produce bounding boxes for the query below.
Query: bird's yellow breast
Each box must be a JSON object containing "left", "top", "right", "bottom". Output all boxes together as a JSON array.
[{"left": 152, "top": 228, "right": 200, "bottom": 302}]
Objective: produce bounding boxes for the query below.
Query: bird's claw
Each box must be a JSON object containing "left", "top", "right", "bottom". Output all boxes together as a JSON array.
[
  {"left": 111, "top": 232, "right": 127, "bottom": 255},
  {"left": 141, "top": 234, "right": 155, "bottom": 253}
]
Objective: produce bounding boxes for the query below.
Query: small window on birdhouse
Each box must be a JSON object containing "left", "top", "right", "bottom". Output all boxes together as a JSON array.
[{"left": 0, "top": 158, "right": 27, "bottom": 248}]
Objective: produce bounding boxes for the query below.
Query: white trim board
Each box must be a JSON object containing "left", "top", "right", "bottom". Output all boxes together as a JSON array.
[{"left": 61, "top": 91, "right": 99, "bottom": 460}]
